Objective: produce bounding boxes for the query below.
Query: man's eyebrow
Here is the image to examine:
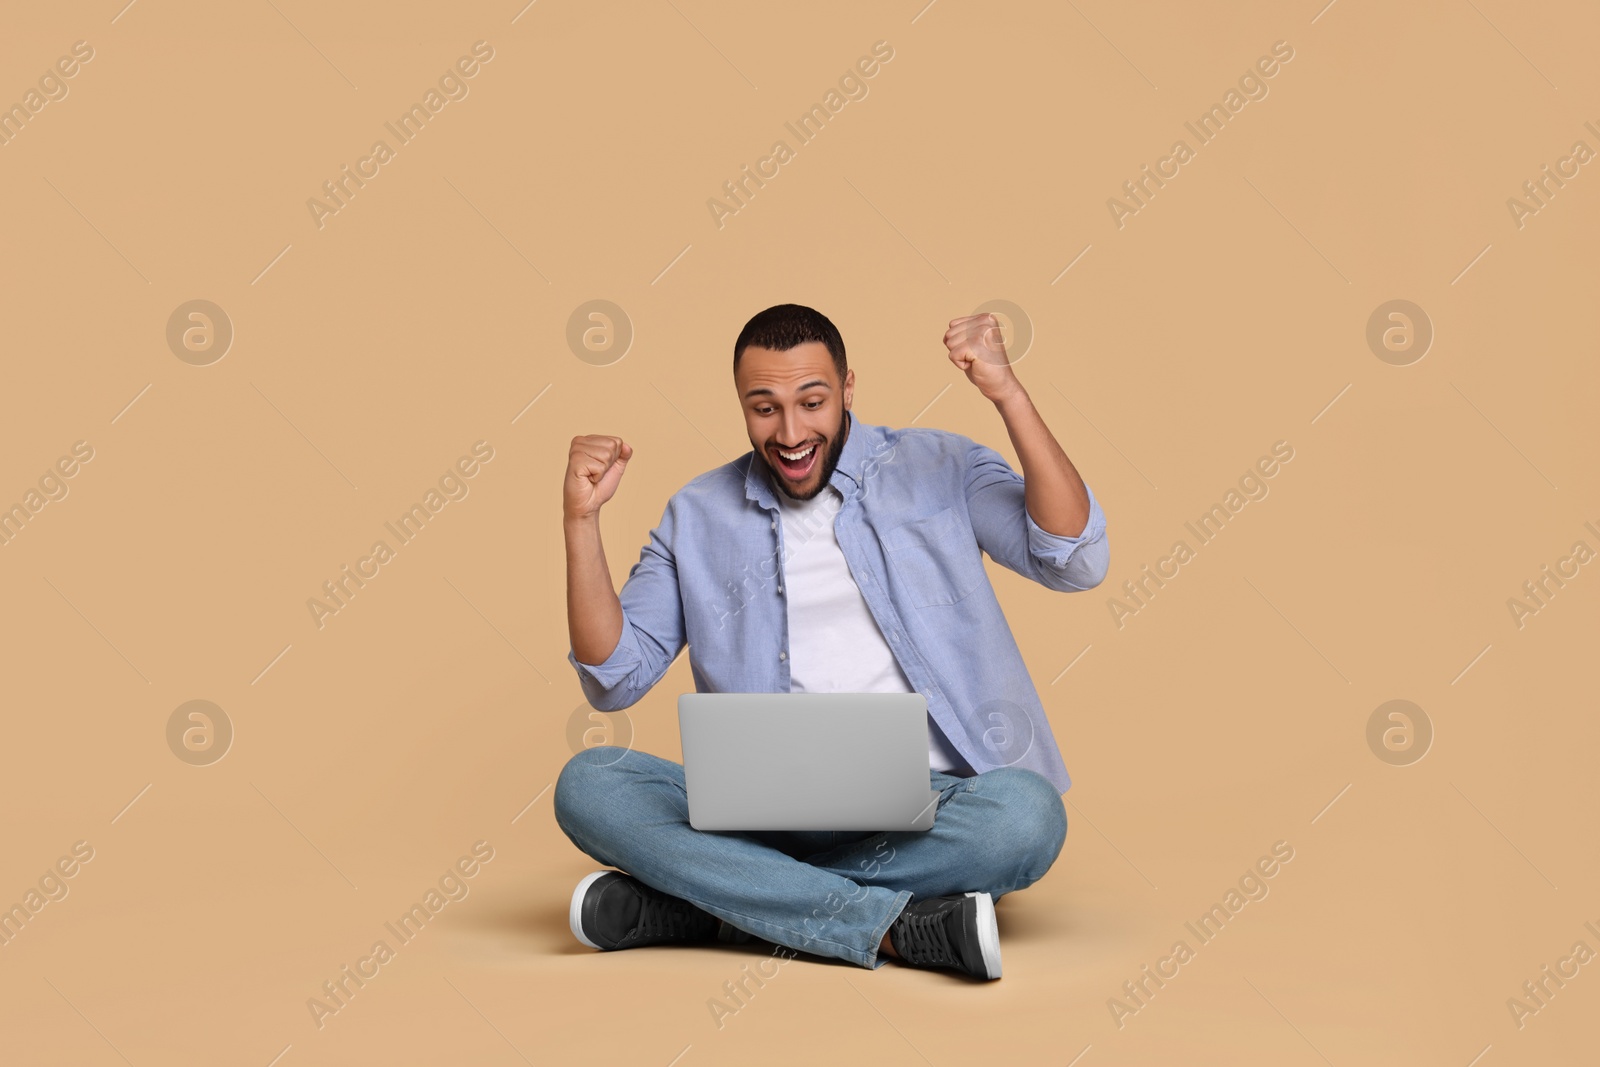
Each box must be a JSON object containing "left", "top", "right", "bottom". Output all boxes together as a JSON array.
[{"left": 743, "top": 380, "right": 831, "bottom": 400}]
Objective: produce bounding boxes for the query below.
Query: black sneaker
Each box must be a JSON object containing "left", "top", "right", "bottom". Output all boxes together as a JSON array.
[
  {"left": 569, "top": 870, "right": 719, "bottom": 951},
  {"left": 887, "top": 892, "right": 1002, "bottom": 979}
]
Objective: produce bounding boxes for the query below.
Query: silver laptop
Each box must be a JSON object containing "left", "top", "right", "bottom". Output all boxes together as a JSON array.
[{"left": 678, "top": 693, "right": 942, "bottom": 831}]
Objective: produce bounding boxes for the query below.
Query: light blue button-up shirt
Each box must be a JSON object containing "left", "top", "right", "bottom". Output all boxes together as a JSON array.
[{"left": 566, "top": 409, "right": 1110, "bottom": 794}]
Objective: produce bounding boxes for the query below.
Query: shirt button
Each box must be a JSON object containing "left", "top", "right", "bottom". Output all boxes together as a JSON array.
[
  {"left": 779, "top": 651, "right": 787, "bottom": 661},
  {"left": 892, "top": 631, "right": 901, "bottom": 642},
  {"left": 770, "top": 520, "right": 776, "bottom": 531},
  {"left": 776, "top": 585, "right": 783, "bottom": 594}
]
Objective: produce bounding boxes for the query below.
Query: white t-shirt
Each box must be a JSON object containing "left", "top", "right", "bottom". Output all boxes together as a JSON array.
[{"left": 776, "top": 484, "right": 972, "bottom": 775}]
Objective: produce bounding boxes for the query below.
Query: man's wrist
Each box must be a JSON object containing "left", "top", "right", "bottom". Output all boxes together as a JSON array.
[
  {"left": 564, "top": 511, "right": 602, "bottom": 534},
  {"left": 991, "top": 381, "right": 1031, "bottom": 413}
]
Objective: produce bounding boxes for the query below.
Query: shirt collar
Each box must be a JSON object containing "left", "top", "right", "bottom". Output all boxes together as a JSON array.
[{"left": 743, "top": 409, "right": 875, "bottom": 509}]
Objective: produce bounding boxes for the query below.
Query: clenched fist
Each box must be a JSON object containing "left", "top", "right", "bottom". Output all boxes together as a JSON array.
[
  {"left": 944, "top": 313, "right": 1024, "bottom": 404},
  {"left": 565, "top": 435, "right": 632, "bottom": 521}
]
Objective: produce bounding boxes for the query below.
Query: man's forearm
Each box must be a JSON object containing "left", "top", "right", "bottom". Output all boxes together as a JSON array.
[
  {"left": 992, "top": 385, "right": 1091, "bottom": 538},
  {"left": 565, "top": 515, "right": 625, "bottom": 666}
]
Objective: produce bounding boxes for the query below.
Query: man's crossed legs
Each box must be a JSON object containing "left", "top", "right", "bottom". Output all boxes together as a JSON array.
[{"left": 552, "top": 745, "right": 1067, "bottom": 978}]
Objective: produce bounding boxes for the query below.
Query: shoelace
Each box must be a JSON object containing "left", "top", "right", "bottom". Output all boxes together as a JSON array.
[
  {"left": 892, "top": 903, "right": 959, "bottom": 966},
  {"left": 633, "top": 888, "right": 710, "bottom": 943}
]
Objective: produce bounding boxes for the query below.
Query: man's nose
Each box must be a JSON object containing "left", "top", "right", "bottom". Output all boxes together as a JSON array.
[{"left": 780, "top": 409, "right": 804, "bottom": 446}]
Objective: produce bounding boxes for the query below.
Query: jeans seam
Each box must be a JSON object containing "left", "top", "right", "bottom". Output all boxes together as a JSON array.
[
  {"left": 712, "top": 901, "right": 885, "bottom": 964},
  {"left": 869, "top": 889, "right": 914, "bottom": 968}
]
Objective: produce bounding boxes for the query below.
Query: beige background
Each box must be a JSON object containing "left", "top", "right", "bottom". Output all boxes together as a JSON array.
[{"left": 1, "top": 0, "right": 1596, "bottom": 1064}]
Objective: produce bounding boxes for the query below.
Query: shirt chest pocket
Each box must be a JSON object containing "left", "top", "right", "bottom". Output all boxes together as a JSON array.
[{"left": 881, "top": 506, "right": 985, "bottom": 608}]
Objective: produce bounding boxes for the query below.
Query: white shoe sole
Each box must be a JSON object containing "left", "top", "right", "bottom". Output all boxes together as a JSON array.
[
  {"left": 965, "top": 891, "right": 1002, "bottom": 979},
  {"left": 570, "top": 869, "right": 615, "bottom": 950}
]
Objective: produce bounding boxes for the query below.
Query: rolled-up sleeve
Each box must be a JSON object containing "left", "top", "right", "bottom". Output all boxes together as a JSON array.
[
  {"left": 1025, "top": 482, "right": 1109, "bottom": 590},
  {"left": 566, "top": 498, "right": 687, "bottom": 711},
  {"left": 966, "top": 439, "right": 1110, "bottom": 592}
]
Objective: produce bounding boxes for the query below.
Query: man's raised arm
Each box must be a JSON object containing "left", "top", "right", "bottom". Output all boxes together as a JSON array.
[
  {"left": 944, "top": 314, "right": 1110, "bottom": 591},
  {"left": 562, "top": 436, "right": 688, "bottom": 710},
  {"left": 564, "top": 434, "right": 631, "bottom": 666}
]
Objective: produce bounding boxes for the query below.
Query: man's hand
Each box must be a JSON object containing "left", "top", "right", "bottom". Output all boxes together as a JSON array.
[
  {"left": 944, "top": 314, "right": 1024, "bottom": 404},
  {"left": 565, "top": 434, "right": 632, "bottom": 521}
]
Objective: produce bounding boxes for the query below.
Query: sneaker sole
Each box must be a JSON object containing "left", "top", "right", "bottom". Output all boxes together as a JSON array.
[
  {"left": 570, "top": 869, "right": 615, "bottom": 950},
  {"left": 964, "top": 891, "right": 1002, "bottom": 979}
]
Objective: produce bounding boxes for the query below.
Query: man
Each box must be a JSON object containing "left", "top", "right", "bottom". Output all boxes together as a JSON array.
[{"left": 556, "top": 304, "right": 1109, "bottom": 980}]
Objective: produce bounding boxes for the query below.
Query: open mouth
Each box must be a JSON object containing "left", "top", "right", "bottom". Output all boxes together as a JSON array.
[{"left": 771, "top": 441, "right": 820, "bottom": 481}]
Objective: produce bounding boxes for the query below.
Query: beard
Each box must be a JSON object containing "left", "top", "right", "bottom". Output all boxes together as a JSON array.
[{"left": 762, "top": 407, "right": 850, "bottom": 502}]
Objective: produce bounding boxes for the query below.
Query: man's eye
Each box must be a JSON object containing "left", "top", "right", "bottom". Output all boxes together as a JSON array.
[{"left": 754, "top": 402, "right": 821, "bottom": 414}]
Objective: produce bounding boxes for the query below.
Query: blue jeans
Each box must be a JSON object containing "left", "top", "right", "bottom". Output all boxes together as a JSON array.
[{"left": 553, "top": 745, "right": 1069, "bottom": 969}]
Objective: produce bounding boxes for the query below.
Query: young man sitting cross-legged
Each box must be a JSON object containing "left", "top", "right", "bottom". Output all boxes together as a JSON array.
[{"left": 556, "top": 304, "right": 1109, "bottom": 979}]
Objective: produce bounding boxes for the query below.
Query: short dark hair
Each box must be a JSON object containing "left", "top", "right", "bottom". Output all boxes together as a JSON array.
[{"left": 733, "top": 304, "right": 847, "bottom": 384}]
